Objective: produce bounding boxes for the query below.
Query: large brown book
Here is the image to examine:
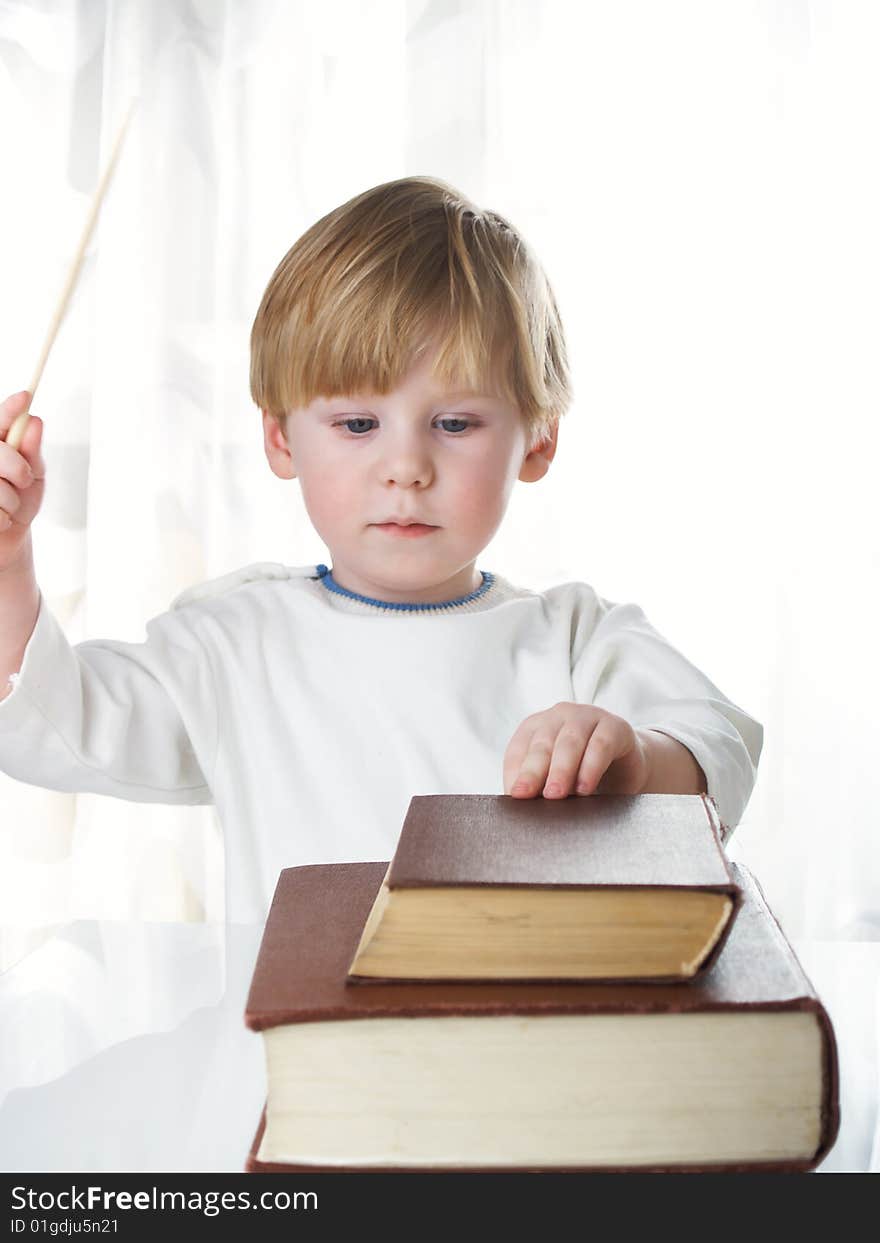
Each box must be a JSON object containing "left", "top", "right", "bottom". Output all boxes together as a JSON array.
[
  {"left": 349, "top": 793, "right": 742, "bottom": 982},
  {"left": 244, "top": 860, "right": 839, "bottom": 1174}
]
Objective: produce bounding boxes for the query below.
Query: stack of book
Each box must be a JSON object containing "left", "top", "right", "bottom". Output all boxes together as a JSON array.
[{"left": 244, "top": 793, "right": 839, "bottom": 1173}]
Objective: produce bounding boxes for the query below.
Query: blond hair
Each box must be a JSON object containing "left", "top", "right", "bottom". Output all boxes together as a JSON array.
[{"left": 250, "top": 176, "right": 572, "bottom": 449}]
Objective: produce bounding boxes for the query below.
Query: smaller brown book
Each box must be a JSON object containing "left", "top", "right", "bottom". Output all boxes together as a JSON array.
[{"left": 348, "top": 793, "right": 741, "bottom": 983}]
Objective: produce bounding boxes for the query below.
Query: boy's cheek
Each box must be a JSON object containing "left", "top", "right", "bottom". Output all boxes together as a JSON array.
[
  {"left": 455, "top": 460, "right": 510, "bottom": 514},
  {"left": 298, "top": 475, "right": 357, "bottom": 528}
]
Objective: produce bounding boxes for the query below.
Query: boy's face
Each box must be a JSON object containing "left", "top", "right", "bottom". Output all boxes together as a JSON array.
[{"left": 262, "top": 344, "right": 557, "bottom": 605}]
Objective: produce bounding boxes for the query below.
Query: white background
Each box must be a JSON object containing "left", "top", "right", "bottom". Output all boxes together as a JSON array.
[{"left": 0, "top": 1, "right": 877, "bottom": 952}]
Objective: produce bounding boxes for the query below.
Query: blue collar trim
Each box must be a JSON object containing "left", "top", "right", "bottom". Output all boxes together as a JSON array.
[{"left": 313, "top": 564, "right": 494, "bottom": 611}]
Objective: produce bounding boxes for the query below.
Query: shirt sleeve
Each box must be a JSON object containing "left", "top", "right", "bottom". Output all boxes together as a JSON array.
[
  {"left": 570, "top": 592, "right": 763, "bottom": 839},
  {"left": 0, "top": 593, "right": 215, "bottom": 804}
]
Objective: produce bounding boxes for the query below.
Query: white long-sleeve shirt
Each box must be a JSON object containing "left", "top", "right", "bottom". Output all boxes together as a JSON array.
[{"left": 0, "top": 563, "right": 763, "bottom": 923}]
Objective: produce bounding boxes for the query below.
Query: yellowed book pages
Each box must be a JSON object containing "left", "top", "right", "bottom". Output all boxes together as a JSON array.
[{"left": 349, "top": 885, "right": 733, "bottom": 980}]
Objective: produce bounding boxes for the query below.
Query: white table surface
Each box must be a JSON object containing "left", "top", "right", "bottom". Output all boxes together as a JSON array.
[{"left": 0, "top": 922, "right": 877, "bottom": 1174}]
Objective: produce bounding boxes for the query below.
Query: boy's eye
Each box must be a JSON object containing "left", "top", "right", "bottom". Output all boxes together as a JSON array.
[
  {"left": 334, "top": 417, "right": 375, "bottom": 435},
  {"left": 331, "top": 417, "right": 476, "bottom": 436}
]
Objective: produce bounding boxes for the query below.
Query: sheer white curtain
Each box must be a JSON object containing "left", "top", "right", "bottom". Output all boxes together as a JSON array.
[{"left": 1, "top": 1, "right": 877, "bottom": 957}]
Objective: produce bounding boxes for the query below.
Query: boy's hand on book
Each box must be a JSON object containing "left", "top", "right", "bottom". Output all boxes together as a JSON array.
[
  {"left": 503, "top": 702, "right": 650, "bottom": 799},
  {"left": 0, "top": 391, "right": 45, "bottom": 572}
]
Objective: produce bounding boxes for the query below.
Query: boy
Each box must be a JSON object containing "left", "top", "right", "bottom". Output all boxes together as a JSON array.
[{"left": 0, "top": 176, "right": 762, "bottom": 924}]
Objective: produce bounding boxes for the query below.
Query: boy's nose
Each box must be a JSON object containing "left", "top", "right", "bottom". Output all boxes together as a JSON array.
[{"left": 379, "top": 443, "right": 435, "bottom": 488}]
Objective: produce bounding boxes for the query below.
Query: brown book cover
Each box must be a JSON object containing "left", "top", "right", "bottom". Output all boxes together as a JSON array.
[
  {"left": 385, "top": 793, "right": 735, "bottom": 890},
  {"left": 244, "top": 859, "right": 839, "bottom": 1174},
  {"left": 351, "top": 793, "right": 743, "bottom": 982}
]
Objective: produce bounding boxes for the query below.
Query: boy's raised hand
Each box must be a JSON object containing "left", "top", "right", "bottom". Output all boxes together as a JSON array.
[
  {"left": 0, "top": 391, "right": 45, "bottom": 572},
  {"left": 503, "top": 702, "right": 651, "bottom": 799}
]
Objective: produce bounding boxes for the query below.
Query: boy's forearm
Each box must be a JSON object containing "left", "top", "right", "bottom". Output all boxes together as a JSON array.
[
  {"left": 636, "top": 728, "right": 708, "bottom": 796},
  {"left": 0, "top": 536, "right": 40, "bottom": 701}
]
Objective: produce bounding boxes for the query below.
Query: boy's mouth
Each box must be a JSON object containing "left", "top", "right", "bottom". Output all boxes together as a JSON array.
[{"left": 372, "top": 522, "right": 439, "bottom": 537}]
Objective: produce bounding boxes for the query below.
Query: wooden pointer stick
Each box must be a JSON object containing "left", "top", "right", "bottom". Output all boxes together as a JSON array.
[{"left": 3, "top": 98, "right": 138, "bottom": 452}]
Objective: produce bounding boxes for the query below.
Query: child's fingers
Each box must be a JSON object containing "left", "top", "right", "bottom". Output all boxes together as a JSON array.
[
  {"left": 503, "top": 721, "right": 539, "bottom": 795},
  {"left": 0, "top": 474, "right": 23, "bottom": 514},
  {"left": 15, "top": 414, "right": 46, "bottom": 478},
  {"left": 0, "top": 408, "right": 44, "bottom": 485},
  {"left": 0, "top": 391, "right": 32, "bottom": 438},
  {"left": 574, "top": 717, "right": 626, "bottom": 795},
  {"left": 508, "top": 729, "right": 557, "bottom": 797},
  {"left": 0, "top": 478, "right": 23, "bottom": 526},
  {"left": 0, "top": 392, "right": 43, "bottom": 471},
  {"left": 541, "top": 726, "right": 593, "bottom": 797},
  {"left": 0, "top": 432, "right": 37, "bottom": 492}
]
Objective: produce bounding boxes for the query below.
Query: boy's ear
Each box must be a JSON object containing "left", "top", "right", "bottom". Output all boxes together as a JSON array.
[
  {"left": 262, "top": 410, "right": 297, "bottom": 480},
  {"left": 518, "top": 422, "right": 559, "bottom": 484}
]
